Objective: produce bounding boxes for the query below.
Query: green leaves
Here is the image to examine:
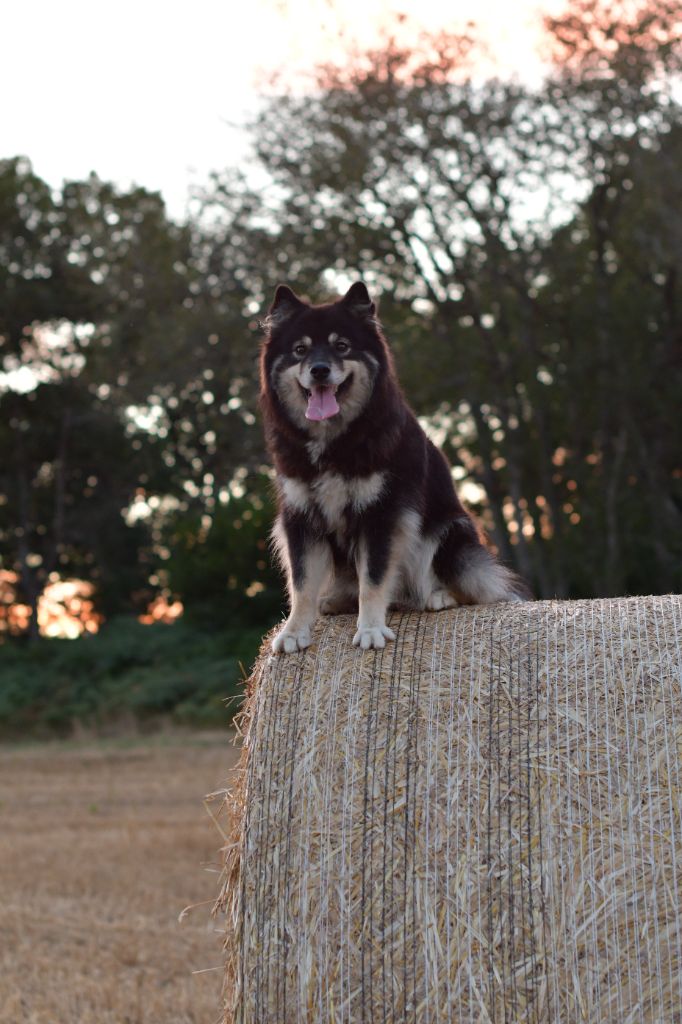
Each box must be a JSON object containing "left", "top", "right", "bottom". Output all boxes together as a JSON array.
[
  {"left": 1, "top": 0, "right": 680, "bottom": 649},
  {"left": 0, "top": 617, "right": 259, "bottom": 736},
  {"left": 197, "top": 0, "right": 681, "bottom": 599}
]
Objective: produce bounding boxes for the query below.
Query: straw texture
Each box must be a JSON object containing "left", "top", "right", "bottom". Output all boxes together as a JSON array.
[{"left": 218, "top": 596, "right": 682, "bottom": 1023}]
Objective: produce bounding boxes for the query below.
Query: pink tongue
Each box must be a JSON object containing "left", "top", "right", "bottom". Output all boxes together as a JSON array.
[{"left": 306, "top": 385, "right": 339, "bottom": 421}]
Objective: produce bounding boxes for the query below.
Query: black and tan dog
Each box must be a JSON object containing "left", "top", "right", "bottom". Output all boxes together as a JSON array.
[{"left": 260, "top": 281, "right": 526, "bottom": 653}]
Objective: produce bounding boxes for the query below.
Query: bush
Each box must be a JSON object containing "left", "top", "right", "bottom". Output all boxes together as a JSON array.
[
  {"left": 165, "top": 476, "right": 286, "bottom": 630},
  {"left": 0, "top": 616, "right": 265, "bottom": 738}
]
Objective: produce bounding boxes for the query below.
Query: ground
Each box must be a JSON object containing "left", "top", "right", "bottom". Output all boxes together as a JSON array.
[{"left": 0, "top": 731, "right": 240, "bottom": 1024}]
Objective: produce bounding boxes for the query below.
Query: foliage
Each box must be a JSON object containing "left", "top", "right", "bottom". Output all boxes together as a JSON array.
[
  {"left": 0, "top": 617, "right": 261, "bottom": 737},
  {"left": 200, "top": 0, "right": 681, "bottom": 598},
  {"left": 0, "top": 378, "right": 151, "bottom": 621},
  {"left": 165, "top": 473, "right": 285, "bottom": 629},
  {"left": 0, "top": 0, "right": 680, "bottom": 704},
  {"left": 0, "top": 158, "right": 265, "bottom": 633}
]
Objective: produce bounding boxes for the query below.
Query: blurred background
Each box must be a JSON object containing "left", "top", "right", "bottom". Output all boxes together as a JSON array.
[
  {"left": 0, "top": 0, "right": 680, "bottom": 737},
  {"left": 1, "top": 2, "right": 681, "bottom": 1021}
]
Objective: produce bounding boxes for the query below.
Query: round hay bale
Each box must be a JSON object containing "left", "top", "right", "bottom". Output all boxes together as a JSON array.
[{"left": 218, "top": 596, "right": 682, "bottom": 1023}]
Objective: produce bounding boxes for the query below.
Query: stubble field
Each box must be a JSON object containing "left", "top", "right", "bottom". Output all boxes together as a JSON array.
[{"left": 0, "top": 732, "right": 239, "bottom": 1024}]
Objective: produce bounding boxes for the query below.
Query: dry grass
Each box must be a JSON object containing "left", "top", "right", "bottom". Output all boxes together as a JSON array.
[
  {"left": 221, "top": 596, "right": 682, "bottom": 1023},
  {"left": 0, "top": 732, "right": 239, "bottom": 1024}
]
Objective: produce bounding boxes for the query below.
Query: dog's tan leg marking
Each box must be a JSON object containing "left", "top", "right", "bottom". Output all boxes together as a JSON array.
[
  {"left": 353, "top": 589, "right": 397, "bottom": 649},
  {"left": 272, "top": 542, "right": 331, "bottom": 654},
  {"left": 352, "top": 536, "right": 403, "bottom": 650}
]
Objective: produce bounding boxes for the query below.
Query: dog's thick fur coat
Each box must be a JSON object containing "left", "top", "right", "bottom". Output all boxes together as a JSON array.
[{"left": 261, "top": 282, "right": 525, "bottom": 652}]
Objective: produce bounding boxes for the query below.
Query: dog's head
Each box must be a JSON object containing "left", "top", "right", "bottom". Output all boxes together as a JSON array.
[{"left": 260, "top": 282, "right": 389, "bottom": 434}]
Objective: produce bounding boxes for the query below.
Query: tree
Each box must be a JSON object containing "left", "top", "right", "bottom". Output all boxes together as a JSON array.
[
  {"left": 0, "top": 159, "right": 278, "bottom": 634},
  {"left": 0, "top": 380, "right": 150, "bottom": 635},
  {"left": 165, "top": 472, "right": 284, "bottom": 630},
  {"left": 0, "top": 161, "right": 193, "bottom": 632},
  {"left": 201, "top": 0, "right": 681, "bottom": 598}
]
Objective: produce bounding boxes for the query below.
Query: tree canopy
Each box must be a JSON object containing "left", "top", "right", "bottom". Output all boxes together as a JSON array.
[{"left": 1, "top": 0, "right": 680, "bottom": 643}]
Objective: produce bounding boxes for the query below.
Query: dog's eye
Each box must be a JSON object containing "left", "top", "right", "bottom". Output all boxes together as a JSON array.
[
  {"left": 293, "top": 344, "right": 308, "bottom": 357},
  {"left": 334, "top": 340, "right": 350, "bottom": 355}
]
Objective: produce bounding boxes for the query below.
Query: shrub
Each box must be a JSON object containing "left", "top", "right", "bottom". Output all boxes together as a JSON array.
[{"left": 0, "top": 616, "right": 264, "bottom": 738}]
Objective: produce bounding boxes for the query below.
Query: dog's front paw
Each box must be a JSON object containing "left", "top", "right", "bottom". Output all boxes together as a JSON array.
[
  {"left": 352, "top": 624, "right": 396, "bottom": 650},
  {"left": 272, "top": 624, "right": 312, "bottom": 654}
]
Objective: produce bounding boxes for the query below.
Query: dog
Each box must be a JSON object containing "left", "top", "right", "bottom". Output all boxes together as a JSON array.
[{"left": 260, "top": 281, "right": 526, "bottom": 653}]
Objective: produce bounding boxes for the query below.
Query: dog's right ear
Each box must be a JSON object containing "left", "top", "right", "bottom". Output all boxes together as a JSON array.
[{"left": 261, "top": 284, "right": 307, "bottom": 333}]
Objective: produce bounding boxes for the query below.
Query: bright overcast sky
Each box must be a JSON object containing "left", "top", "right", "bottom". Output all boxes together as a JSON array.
[{"left": 2, "top": 0, "right": 558, "bottom": 221}]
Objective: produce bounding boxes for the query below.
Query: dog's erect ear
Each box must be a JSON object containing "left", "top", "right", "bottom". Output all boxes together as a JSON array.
[
  {"left": 340, "top": 281, "right": 376, "bottom": 321},
  {"left": 263, "top": 284, "right": 307, "bottom": 332},
  {"left": 271, "top": 284, "right": 306, "bottom": 314}
]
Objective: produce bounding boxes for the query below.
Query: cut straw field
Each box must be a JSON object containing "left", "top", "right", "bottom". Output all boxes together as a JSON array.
[{"left": 0, "top": 732, "right": 238, "bottom": 1024}]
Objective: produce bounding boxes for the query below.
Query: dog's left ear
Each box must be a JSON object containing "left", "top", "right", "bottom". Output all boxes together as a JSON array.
[{"left": 341, "top": 281, "right": 376, "bottom": 321}]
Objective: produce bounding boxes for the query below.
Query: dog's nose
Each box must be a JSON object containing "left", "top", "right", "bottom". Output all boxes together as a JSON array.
[{"left": 310, "top": 363, "right": 331, "bottom": 381}]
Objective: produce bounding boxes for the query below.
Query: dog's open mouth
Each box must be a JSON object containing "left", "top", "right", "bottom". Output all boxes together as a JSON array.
[{"left": 302, "top": 375, "right": 353, "bottom": 422}]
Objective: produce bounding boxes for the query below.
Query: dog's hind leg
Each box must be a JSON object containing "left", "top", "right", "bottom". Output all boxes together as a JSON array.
[
  {"left": 425, "top": 587, "right": 458, "bottom": 611},
  {"left": 320, "top": 571, "right": 359, "bottom": 615},
  {"left": 271, "top": 515, "right": 332, "bottom": 653},
  {"left": 319, "top": 539, "right": 359, "bottom": 614}
]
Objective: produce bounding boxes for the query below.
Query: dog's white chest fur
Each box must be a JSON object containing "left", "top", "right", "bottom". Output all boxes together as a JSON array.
[{"left": 281, "top": 471, "right": 385, "bottom": 528}]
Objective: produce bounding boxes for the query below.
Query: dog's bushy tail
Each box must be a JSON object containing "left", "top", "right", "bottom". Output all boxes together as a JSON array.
[{"left": 433, "top": 516, "right": 531, "bottom": 604}]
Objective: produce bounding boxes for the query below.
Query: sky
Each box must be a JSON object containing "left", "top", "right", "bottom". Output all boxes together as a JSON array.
[{"left": 2, "top": 0, "right": 558, "bottom": 222}]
